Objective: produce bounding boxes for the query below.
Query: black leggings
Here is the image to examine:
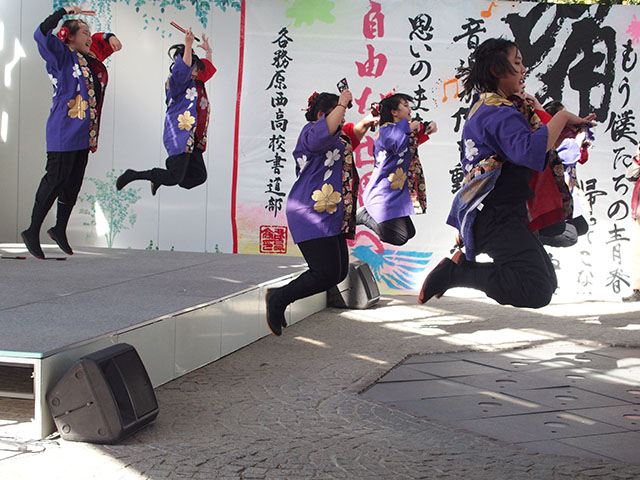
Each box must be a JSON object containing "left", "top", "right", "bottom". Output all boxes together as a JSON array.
[
  {"left": 150, "top": 148, "right": 207, "bottom": 189},
  {"left": 453, "top": 203, "right": 557, "bottom": 308},
  {"left": 27, "top": 149, "right": 90, "bottom": 230},
  {"left": 280, "top": 234, "right": 350, "bottom": 306},
  {"left": 359, "top": 208, "right": 416, "bottom": 246}
]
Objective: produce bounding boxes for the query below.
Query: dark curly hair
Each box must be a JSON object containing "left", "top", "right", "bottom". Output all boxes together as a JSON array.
[
  {"left": 168, "top": 43, "right": 204, "bottom": 73},
  {"left": 305, "top": 92, "right": 338, "bottom": 122},
  {"left": 544, "top": 101, "right": 565, "bottom": 117},
  {"left": 378, "top": 93, "right": 413, "bottom": 125},
  {"left": 458, "top": 37, "right": 518, "bottom": 98}
]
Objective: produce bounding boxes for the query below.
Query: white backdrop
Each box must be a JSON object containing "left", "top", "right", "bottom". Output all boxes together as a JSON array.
[{"left": 1, "top": 0, "right": 639, "bottom": 299}]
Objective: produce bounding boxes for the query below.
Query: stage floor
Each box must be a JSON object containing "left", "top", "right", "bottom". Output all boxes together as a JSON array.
[{"left": 0, "top": 246, "right": 308, "bottom": 357}]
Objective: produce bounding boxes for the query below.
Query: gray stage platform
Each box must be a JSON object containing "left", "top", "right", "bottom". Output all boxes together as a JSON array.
[{"left": 0, "top": 246, "right": 325, "bottom": 438}]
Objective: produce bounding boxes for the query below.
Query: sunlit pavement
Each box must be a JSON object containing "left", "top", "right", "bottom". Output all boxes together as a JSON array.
[{"left": 1, "top": 293, "right": 640, "bottom": 479}]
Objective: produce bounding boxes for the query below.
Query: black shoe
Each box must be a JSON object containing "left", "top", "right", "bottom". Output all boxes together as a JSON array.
[
  {"left": 47, "top": 227, "right": 73, "bottom": 255},
  {"left": 266, "top": 288, "right": 287, "bottom": 336},
  {"left": 116, "top": 169, "right": 136, "bottom": 191},
  {"left": 21, "top": 229, "right": 45, "bottom": 259},
  {"left": 622, "top": 290, "right": 640, "bottom": 303},
  {"left": 418, "top": 250, "right": 464, "bottom": 304},
  {"left": 151, "top": 182, "right": 159, "bottom": 196},
  {"left": 356, "top": 206, "right": 367, "bottom": 226}
]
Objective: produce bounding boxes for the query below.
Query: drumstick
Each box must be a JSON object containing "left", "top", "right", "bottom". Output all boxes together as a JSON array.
[{"left": 170, "top": 21, "right": 200, "bottom": 42}]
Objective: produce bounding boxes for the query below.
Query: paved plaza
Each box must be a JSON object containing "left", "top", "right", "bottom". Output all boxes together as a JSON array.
[{"left": 1, "top": 293, "right": 640, "bottom": 479}]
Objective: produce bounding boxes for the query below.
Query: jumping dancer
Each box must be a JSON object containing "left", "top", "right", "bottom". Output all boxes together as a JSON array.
[
  {"left": 357, "top": 93, "right": 436, "bottom": 245},
  {"left": 21, "top": 5, "right": 122, "bottom": 259},
  {"left": 419, "top": 38, "right": 595, "bottom": 308},
  {"left": 116, "top": 29, "right": 216, "bottom": 194},
  {"left": 265, "top": 90, "right": 377, "bottom": 336}
]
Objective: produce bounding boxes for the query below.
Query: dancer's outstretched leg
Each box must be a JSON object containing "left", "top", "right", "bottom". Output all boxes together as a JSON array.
[{"left": 266, "top": 235, "right": 349, "bottom": 336}]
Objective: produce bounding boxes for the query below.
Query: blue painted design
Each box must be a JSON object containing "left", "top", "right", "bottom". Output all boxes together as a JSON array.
[
  {"left": 53, "top": 0, "right": 240, "bottom": 35},
  {"left": 351, "top": 245, "right": 433, "bottom": 291}
]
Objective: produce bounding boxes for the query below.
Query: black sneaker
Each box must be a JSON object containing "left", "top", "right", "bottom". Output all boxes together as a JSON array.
[
  {"left": 418, "top": 250, "right": 464, "bottom": 304},
  {"left": 21, "top": 229, "right": 45, "bottom": 259},
  {"left": 266, "top": 288, "right": 286, "bottom": 336},
  {"left": 47, "top": 227, "right": 73, "bottom": 255},
  {"left": 622, "top": 290, "right": 640, "bottom": 303},
  {"left": 116, "top": 169, "right": 136, "bottom": 191}
]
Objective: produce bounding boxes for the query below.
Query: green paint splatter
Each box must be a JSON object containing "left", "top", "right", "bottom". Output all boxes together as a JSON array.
[
  {"left": 79, "top": 169, "right": 141, "bottom": 248},
  {"left": 285, "top": 0, "right": 336, "bottom": 27}
]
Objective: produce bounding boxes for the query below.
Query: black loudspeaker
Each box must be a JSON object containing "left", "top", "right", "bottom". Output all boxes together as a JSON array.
[
  {"left": 46, "top": 343, "right": 158, "bottom": 444},
  {"left": 327, "top": 260, "right": 380, "bottom": 309}
]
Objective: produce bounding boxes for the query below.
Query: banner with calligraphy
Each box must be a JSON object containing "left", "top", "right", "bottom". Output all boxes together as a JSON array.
[{"left": 235, "top": 0, "right": 640, "bottom": 299}]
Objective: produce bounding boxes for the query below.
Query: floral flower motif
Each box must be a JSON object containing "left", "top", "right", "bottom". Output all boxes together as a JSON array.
[
  {"left": 185, "top": 87, "right": 197, "bottom": 101},
  {"left": 376, "top": 150, "right": 387, "bottom": 164},
  {"left": 72, "top": 64, "right": 82, "bottom": 78},
  {"left": 323, "top": 169, "right": 332, "bottom": 181},
  {"left": 387, "top": 167, "right": 407, "bottom": 190},
  {"left": 296, "top": 154, "right": 308, "bottom": 172},
  {"left": 324, "top": 148, "right": 340, "bottom": 168},
  {"left": 311, "top": 183, "right": 342, "bottom": 214},
  {"left": 48, "top": 74, "right": 58, "bottom": 89},
  {"left": 464, "top": 139, "right": 479, "bottom": 162},
  {"left": 178, "top": 110, "right": 196, "bottom": 131},
  {"left": 67, "top": 94, "right": 88, "bottom": 120},
  {"left": 199, "top": 95, "right": 208, "bottom": 110},
  {"left": 57, "top": 26, "right": 69, "bottom": 43}
]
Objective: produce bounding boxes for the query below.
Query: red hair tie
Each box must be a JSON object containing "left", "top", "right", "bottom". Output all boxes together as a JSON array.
[
  {"left": 306, "top": 91, "right": 319, "bottom": 111},
  {"left": 370, "top": 102, "right": 381, "bottom": 117},
  {"left": 382, "top": 89, "right": 396, "bottom": 99},
  {"left": 58, "top": 26, "right": 70, "bottom": 43}
]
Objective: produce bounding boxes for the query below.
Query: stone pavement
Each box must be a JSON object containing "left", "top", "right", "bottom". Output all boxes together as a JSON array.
[{"left": 1, "top": 293, "right": 640, "bottom": 479}]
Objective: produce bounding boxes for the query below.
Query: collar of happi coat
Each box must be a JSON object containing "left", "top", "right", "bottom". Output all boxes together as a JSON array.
[
  {"left": 339, "top": 133, "right": 359, "bottom": 239},
  {"left": 467, "top": 92, "right": 513, "bottom": 120},
  {"left": 76, "top": 52, "right": 99, "bottom": 151}
]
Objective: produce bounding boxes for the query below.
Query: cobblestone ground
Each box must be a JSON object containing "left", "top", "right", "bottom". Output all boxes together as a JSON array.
[{"left": 1, "top": 294, "right": 640, "bottom": 479}]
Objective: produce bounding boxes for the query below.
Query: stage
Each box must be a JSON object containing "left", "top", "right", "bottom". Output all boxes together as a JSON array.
[{"left": 0, "top": 245, "right": 325, "bottom": 438}]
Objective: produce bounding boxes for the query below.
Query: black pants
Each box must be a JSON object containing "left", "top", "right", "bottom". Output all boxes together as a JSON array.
[
  {"left": 151, "top": 148, "right": 207, "bottom": 189},
  {"left": 279, "top": 234, "right": 350, "bottom": 306},
  {"left": 454, "top": 203, "right": 557, "bottom": 308},
  {"left": 569, "top": 215, "right": 589, "bottom": 236},
  {"left": 29, "top": 149, "right": 90, "bottom": 227},
  {"left": 359, "top": 208, "right": 415, "bottom": 246}
]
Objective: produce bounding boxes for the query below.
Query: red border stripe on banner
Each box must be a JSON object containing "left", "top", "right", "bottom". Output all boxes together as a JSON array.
[{"left": 230, "top": 0, "right": 246, "bottom": 254}]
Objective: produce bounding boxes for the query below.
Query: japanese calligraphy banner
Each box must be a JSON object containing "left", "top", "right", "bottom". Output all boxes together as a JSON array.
[{"left": 235, "top": 0, "right": 640, "bottom": 299}]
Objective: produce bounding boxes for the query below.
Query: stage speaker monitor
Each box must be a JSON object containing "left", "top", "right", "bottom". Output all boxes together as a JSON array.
[
  {"left": 46, "top": 343, "right": 158, "bottom": 444},
  {"left": 327, "top": 260, "right": 380, "bottom": 309}
]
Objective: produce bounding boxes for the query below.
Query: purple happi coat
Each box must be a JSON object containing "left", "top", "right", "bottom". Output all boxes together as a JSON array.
[
  {"left": 447, "top": 93, "right": 549, "bottom": 260},
  {"left": 362, "top": 118, "right": 414, "bottom": 223},
  {"left": 34, "top": 23, "right": 94, "bottom": 152},
  {"left": 286, "top": 116, "right": 346, "bottom": 244},
  {"left": 163, "top": 54, "right": 199, "bottom": 156}
]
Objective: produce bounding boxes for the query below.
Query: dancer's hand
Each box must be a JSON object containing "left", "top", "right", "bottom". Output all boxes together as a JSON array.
[
  {"left": 425, "top": 121, "right": 437, "bottom": 135},
  {"left": 109, "top": 35, "right": 122, "bottom": 52},
  {"left": 338, "top": 89, "right": 352, "bottom": 109},
  {"left": 409, "top": 120, "right": 421, "bottom": 133},
  {"left": 566, "top": 112, "right": 596, "bottom": 129},
  {"left": 64, "top": 5, "right": 96, "bottom": 16},
  {"left": 197, "top": 33, "right": 211, "bottom": 54},
  {"left": 185, "top": 28, "right": 195, "bottom": 48},
  {"left": 523, "top": 92, "right": 543, "bottom": 110}
]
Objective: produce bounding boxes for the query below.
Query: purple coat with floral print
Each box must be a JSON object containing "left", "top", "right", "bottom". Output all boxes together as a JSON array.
[
  {"left": 34, "top": 24, "right": 92, "bottom": 152},
  {"left": 362, "top": 118, "right": 414, "bottom": 223},
  {"left": 447, "top": 93, "right": 549, "bottom": 260},
  {"left": 163, "top": 54, "right": 198, "bottom": 156},
  {"left": 286, "top": 116, "right": 346, "bottom": 244}
]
